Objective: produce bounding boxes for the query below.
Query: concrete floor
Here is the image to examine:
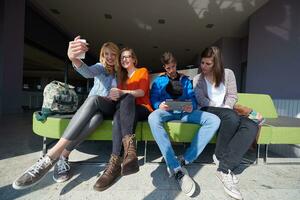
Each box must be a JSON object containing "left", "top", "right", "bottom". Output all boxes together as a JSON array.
[{"left": 0, "top": 112, "right": 300, "bottom": 200}]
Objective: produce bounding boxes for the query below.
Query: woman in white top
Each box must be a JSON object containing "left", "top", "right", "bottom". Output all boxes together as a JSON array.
[{"left": 193, "top": 46, "right": 258, "bottom": 200}]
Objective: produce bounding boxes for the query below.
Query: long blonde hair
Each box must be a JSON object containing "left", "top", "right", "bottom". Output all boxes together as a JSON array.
[{"left": 99, "top": 42, "right": 120, "bottom": 75}]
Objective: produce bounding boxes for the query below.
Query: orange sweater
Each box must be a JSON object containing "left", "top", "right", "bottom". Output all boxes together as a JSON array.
[{"left": 118, "top": 67, "right": 153, "bottom": 112}]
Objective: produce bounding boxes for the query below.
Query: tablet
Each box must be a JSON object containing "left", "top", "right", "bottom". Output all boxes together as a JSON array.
[{"left": 165, "top": 99, "right": 192, "bottom": 111}]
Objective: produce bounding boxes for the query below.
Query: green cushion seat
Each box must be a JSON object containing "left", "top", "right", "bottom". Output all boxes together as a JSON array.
[{"left": 265, "top": 116, "right": 300, "bottom": 144}]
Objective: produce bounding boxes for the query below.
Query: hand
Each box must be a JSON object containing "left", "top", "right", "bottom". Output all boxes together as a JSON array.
[
  {"left": 182, "top": 105, "right": 193, "bottom": 113},
  {"left": 67, "top": 36, "right": 89, "bottom": 62},
  {"left": 159, "top": 101, "right": 170, "bottom": 111},
  {"left": 109, "top": 88, "right": 122, "bottom": 101}
]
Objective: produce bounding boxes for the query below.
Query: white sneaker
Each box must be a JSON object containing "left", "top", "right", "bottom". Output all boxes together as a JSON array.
[
  {"left": 213, "top": 154, "right": 239, "bottom": 184},
  {"left": 175, "top": 167, "right": 196, "bottom": 197},
  {"left": 216, "top": 170, "right": 243, "bottom": 200}
]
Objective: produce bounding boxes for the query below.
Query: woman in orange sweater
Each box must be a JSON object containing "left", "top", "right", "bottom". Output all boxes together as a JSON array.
[{"left": 93, "top": 47, "right": 152, "bottom": 191}]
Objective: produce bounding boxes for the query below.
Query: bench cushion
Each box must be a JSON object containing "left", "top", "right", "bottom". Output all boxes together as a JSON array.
[{"left": 265, "top": 116, "right": 300, "bottom": 144}]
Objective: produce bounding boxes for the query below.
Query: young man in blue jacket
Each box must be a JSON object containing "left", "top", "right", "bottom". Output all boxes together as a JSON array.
[{"left": 148, "top": 52, "right": 220, "bottom": 197}]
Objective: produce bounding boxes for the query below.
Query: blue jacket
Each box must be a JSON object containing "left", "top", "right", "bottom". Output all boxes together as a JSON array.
[
  {"left": 150, "top": 73, "right": 197, "bottom": 110},
  {"left": 75, "top": 62, "right": 116, "bottom": 97}
]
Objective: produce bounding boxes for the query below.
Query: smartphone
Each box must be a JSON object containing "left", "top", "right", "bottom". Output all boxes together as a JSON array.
[{"left": 76, "top": 39, "right": 87, "bottom": 59}]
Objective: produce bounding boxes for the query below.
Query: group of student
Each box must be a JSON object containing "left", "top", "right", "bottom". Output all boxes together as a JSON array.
[{"left": 12, "top": 36, "right": 258, "bottom": 200}]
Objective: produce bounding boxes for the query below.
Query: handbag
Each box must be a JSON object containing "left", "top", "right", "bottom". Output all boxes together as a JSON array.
[
  {"left": 35, "top": 81, "right": 78, "bottom": 122},
  {"left": 233, "top": 104, "right": 265, "bottom": 125}
]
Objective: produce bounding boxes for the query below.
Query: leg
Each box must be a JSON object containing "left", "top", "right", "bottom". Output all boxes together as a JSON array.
[
  {"left": 116, "top": 94, "right": 151, "bottom": 175},
  {"left": 48, "top": 96, "right": 115, "bottom": 159},
  {"left": 53, "top": 100, "right": 113, "bottom": 183},
  {"left": 201, "top": 107, "right": 240, "bottom": 160},
  {"left": 64, "top": 112, "right": 103, "bottom": 154},
  {"left": 181, "top": 110, "right": 221, "bottom": 163},
  {"left": 219, "top": 117, "right": 258, "bottom": 172},
  {"left": 111, "top": 94, "right": 136, "bottom": 156},
  {"left": 61, "top": 96, "right": 115, "bottom": 141},
  {"left": 119, "top": 94, "right": 136, "bottom": 137},
  {"left": 12, "top": 96, "right": 116, "bottom": 189},
  {"left": 94, "top": 95, "right": 137, "bottom": 190},
  {"left": 112, "top": 109, "right": 122, "bottom": 156},
  {"left": 148, "top": 109, "right": 180, "bottom": 171},
  {"left": 42, "top": 137, "right": 47, "bottom": 156},
  {"left": 149, "top": 110, "right": 198, "bottom": 197}
]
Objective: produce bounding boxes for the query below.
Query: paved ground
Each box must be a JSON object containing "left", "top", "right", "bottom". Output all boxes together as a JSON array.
[{"left": 0, "top": 112, "right": 300, "bottom": 200}]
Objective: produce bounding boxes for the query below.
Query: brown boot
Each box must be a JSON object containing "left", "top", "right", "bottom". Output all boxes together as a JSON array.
[
  {"left": 93, "top": 154, "right": 122, "bottom": 191},
  {"left": 122, "top": 134, "right": 139, "bottom": 175}
]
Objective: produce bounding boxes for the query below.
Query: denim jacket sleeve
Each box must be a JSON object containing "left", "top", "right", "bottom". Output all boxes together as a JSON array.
[
  {"left": 74, "top": 62, "right": 105, "bottom": 79},
  {"left": 150, "top": 79, "right": 162, "bottom": 110}
]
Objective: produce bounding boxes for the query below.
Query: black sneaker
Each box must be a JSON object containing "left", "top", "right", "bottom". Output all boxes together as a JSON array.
[
  {"left": 12, "top": 155, "right": 57, "bottom": 190},
  {"left": 53, "top": 157, "right": 71, "bottom": 183},
  {"left": 174, "top": 167, "right": 196, "bottom": 197}
]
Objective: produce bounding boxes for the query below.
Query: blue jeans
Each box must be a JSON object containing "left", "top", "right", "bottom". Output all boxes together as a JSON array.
[{"left": 148, "top": 109, "right": 220, "bottom": 171}]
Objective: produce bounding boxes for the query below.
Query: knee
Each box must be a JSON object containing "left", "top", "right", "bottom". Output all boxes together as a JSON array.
[
  {"left": 148, "top": 110, "right": 161, "bottom": 125},
  {"left": 206, "top": 113, "right": 221, "bottom": 127},
  {"left": 243, "top": 118, "right": 259, "bottom": 136},
  {"left": 84, "top": 95, "right": 99, "bottom": 106},
  {"left": 123, "top": 93, "right": 135, "bottom": 102},
  {"left": 120, "top": 94, "right": 135, "bottom": 106},
  {"left": 221, "top": 109, "right": 240, "bottom": 126},
  {"left": 91, "top": 112, "right": 103, "bottom": 123},
  {"left": 89, "top": 113, "right": 103, "bottom": 129}
]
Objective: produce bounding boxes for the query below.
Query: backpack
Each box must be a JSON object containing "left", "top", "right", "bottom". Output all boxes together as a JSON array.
[{"left": 36, "top": 81, "right": 78, "bottom": 121}]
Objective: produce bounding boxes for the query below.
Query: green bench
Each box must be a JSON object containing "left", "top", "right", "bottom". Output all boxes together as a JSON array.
[
  {"left": 32, "top": 115, "right": 143, "bottom": 155},
  {"left": 32, "top": 93, "right": 300, "bottom": 164},
  {"left": 237, "top": 94, "right": 300, "bottom": 163}
]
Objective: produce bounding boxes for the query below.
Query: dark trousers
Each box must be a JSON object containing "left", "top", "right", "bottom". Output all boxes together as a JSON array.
[
  {"left": 201, "top": 106, "right": 258, "bottom": 172},
  {"left": 62, "top": 95, "right": 116, "bottom": 151},
  {"left": 112, "top": 94, "right": 150, "bottom": 156}
]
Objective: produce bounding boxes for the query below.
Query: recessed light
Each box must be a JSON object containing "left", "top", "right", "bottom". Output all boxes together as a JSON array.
[
  {"left": 50, "top": 9, "right": 60, "bottom": 15},
  {"left": 158, "top": 19, "right": 165, "bottom": 24},
  {"left": 206, "top": 24, "right": 214, "bottom": 28},
  {"left": 104, "top": 14, "right": 112, "bottom": 19}
]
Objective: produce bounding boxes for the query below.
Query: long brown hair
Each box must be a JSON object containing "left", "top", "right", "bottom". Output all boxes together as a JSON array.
[
  {"left": 99, "top": 42, "right": 120, "bottom": 75},
  {"left": 119, "top": 47, "right": 138, "bottom": 84},
  {"left": 201, "top": 46, "right": 224, "bottom": 87}
]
